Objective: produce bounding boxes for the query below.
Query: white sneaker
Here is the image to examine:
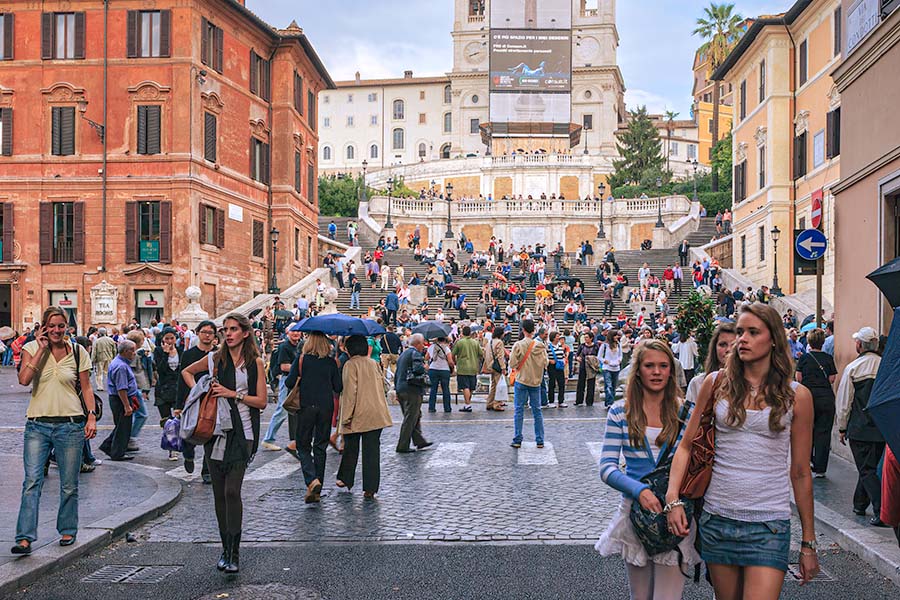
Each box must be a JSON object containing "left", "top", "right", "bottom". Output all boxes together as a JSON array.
[
  {"left": 168, "top": 450, "right": 179, "bottom": 461},
  {"left": 261, "top": 441, "right": 282, "bottom": 451}
]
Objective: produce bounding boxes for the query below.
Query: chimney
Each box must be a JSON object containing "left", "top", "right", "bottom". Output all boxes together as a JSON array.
[
  {"left": 355, "top": 71, "right": 361, "bottom": 84},
  {"left": 404, "top": 70, "right": 413, "bottom": 79}
]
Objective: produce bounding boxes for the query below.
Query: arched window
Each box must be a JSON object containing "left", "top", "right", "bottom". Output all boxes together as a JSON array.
[
  {"left": 443, "top": 112, "right": 452, "bottom": 133},
  {"left": 440, "top": 143, "right": 451, "bottom": 159},
  {"left": 392, "top": 128, "right": 405, "bottom": 150},
  {"left": 443, "top": 84, "right": 452, "bottom": 104},
  {"left": 322, "top": 146, "right": 332, "bottom": 161},
  {"left": 392, "top": 99, "right": 405, "bottom": 120},
  {"left": 418, "top": 142, "right": 427, "bottom": 158},
  {"left": 346, "top": 145, "right": 355, "bottom": 160},
  {"left": 369, "top": 144, "right": 379, "bottom": 159}
]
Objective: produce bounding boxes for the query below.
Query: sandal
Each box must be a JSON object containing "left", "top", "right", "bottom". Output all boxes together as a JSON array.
[
  {"left": 335, "top": 480, "right": 347, "bottom": 488},
  {"left": 10, "top": 541, "right": 31, "bottom": 555}
]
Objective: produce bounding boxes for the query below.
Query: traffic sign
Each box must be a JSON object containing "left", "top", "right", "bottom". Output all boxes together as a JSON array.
[
  {"left": 796, "top": 228, "right": 828, "bottom": 261},
  {"left": 811, "top": 189, "right": 823, "bottom": 230}
]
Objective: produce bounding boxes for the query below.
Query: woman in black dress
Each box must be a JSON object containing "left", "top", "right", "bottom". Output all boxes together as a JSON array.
[
  {"left": 153, "top": 327, "right": 182, "bottom": 459},
  {"left": 795, "top": 328, "right": 838, "bottom": 477}
]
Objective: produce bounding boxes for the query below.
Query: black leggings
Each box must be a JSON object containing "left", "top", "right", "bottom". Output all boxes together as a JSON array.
[{"left": 208, "top": 459, "right": 248, "bottom": 536}]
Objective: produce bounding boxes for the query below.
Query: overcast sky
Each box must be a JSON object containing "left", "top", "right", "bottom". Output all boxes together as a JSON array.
[{"left": 247, "top": 1, "right": 789, "bottom": 117}]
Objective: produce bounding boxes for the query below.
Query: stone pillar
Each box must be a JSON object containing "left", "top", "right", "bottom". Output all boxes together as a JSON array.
[{"left": 174, "top": 286, "right": 210, "bottom": 329}]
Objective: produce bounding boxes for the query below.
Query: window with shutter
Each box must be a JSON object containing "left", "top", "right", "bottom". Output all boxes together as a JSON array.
[
  {"left": 1, "top": 13, "right": 14, "bottom": 60},
  {"left": 0, "top": 107, "right": 11, "bottom": 156},
  {"left": 146, "top": 105, "right": 161, "bottom": 154},
  {"left": 1, "top": 202, "right": 12, "bottom": 263},
  {"left": 250, "top": 138, "right": 269, "bottom": 184},
  {"left": 252, "top": 220, "right": 264, "bottom": 258},
  {"left": 308, "top": 90, "right": 316, "bottom": 130},
  {"left": 125, "top": 201, "right": 138, "bottom": 263},
  {"left": 200, "top": 17, "right": 210, "bottom": 66},
  {"left": 200, "top": 204, "right": 217, "bottom": 246},
  {"left": 72, "top": 202, "right": 84, "bottom": 263},
  {"left": 794, "top": 132, "right": 807, "bottom": 179},
  {"left": 39, "top": 203, "right": 53, "bottom": 264},
  {"left": 204, "top": 112, "right": 217, "bottom": 163},
  {"left": 52, "top": 106, "right": 75, "bottom": 156},
  {"left": 215, "top": 208, "right": 225, "bottom": 249},
  {"left": 834, "top": 7, "right": 842, "bottom": 57},
  {"left": 214, "top": 26, "right": 223, "bottom": 72},
  {"left": 73, "top": 12, "right": 84, "bottom": 59},
  {"left": 739, "top": 80, "right": 746, "bottom": 120},
  {"left": 308, "top": 163, "right": 315, "bottom": 204},
  {"left": 43, "top": 12, "right": 83, "bottom": 59},
  {"left": 759, "top": 60, "right": 766, "bottom": 102},
  {"left": 249, "top": 51, "right": 259, "bottom": 95},
  {"left": 758, "top": 226, "right": 765, "bottom": 263},
  {"left": 159, "top": 201, "right": 172, "bottom": 263},
  {"left": 51, "top": 202, "right": 75, "bottom": 263},
  {"left": 799, "top": 40, "right": 808, "bottom": 86},
  {"left": 826, "top": 108, "right": 841, "bottom": 159},
  {"left": 294, "top": 151, "right": 301, "bottom": 193},
  {"left": 294, "top": 72, "right": 304, "bottom": 114}
]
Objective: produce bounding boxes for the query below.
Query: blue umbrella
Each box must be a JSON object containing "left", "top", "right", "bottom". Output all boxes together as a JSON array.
[
  {"left": 297, "top": 314, "right": 386, "bottom": 337},
  {"left": 412, "top": 320, "right": 451, "bottom": 340},
  {"left": 800, "top": 321, "right": 820, "bottom": 333},
  {"left": 867, "top": 307, "right": 900, "bottom": 457}
]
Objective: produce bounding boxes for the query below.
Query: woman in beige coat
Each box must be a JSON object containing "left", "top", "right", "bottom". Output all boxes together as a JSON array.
[{"left": 336, "top": 335, "right": 393, "bottom": 498}]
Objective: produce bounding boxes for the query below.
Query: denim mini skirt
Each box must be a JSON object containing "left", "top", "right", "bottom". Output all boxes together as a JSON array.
[{"left": 698, "top": 510, "right": 791, "bottom": 572}]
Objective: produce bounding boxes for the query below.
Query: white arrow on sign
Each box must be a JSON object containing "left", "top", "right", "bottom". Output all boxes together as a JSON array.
[{"left": 799, "top": 237, "right": 826, "bottom": 253}]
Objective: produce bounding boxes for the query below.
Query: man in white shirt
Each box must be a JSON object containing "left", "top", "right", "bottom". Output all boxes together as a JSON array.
[{"left": 673, "top": 332, "right": 699, "bottom": 388}]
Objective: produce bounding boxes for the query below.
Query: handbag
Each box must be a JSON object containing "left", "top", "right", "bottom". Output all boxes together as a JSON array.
[
  {"left": 283, "top": 355, "right": 304, "bottom": 414},
  {"left": 160, "top": 417, "right": 183, "bottom": 452},
  {"left": 629, "top": 405, "right": 694, "bottom": 557},
  {"left": 509, "top": 340, "right": 536, "bottom": 386},
  {"left": 72, "top": 342, "right": 103, "bottom": 421},
  {"left": 191, "top": 353, "right": 219, "bottom": 445},
  {"left": 490, "top": 341, "right": 504, "bottom": 374},
  {"left": 679, "top": 373, "right": 722, "bottom": 499}
]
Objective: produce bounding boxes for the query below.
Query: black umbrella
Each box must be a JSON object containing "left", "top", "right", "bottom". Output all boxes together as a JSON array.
[
  {"left": 249, "top": 308, "right": 263, "bottom": 319},
  {"left": 867, "top": 257, "right": 900, "bottom": 308},
  {"left": 412, "top": 320, "right": 451, "bottom": 340}
]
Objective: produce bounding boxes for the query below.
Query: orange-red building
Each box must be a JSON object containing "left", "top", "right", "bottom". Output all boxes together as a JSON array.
[{"left": 0, "top": 0, "right": 333, "bottom": 331}]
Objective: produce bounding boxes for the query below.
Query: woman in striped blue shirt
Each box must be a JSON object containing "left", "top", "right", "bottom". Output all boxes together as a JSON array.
[{"left": 595, "top": 339, "right": 699, "bottom": 600}]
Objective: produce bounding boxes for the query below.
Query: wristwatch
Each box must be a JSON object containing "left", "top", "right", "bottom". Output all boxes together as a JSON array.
[
  {"left": 235, "top": 392, "right": 245, "bottom": 403},
  {"left": 88, "top": 410, "right": 98, "bottom": 417},
  {"left": 800, "top": 540, "right": 818, "bottom": 550}
]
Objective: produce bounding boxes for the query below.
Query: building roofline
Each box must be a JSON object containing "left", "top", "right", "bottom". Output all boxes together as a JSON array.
[
  {"left": 711, "top": 0, "right": 812, "bottom": 81},
  {"left": 334, "top": 75, "right": 452, "bottom": 88},
  {"left": 224, "top": 0, "right": 335, "bottom": 89}
]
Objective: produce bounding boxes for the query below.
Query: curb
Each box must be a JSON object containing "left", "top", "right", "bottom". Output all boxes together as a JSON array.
[{"left": 0, "top": 462, "right": 182, "bottom": 597}]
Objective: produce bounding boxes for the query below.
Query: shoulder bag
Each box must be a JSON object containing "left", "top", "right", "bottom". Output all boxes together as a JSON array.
[
  {"left": 283, "top": 355, "right": 305, "bottom": 414},
  {"left": 509, "top": 341, "right": 536, "bottom": 386},
  {"left": 629, "top": 404, "right": 694, "bottom": 558},
  {"left": 490, "top": 340, "right": 504, "bottom": 374},
  {"left": 72, "top": 342, "right": 103, "bottom": 421},
  {"left": 191, "top": 353, "right": 219, "bottom": 445},
  {"left": 679, "top": 372, "right": 722, "bottom": 499}
]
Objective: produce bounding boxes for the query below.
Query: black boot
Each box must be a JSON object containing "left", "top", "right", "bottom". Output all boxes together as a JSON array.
[
  {"left": 224, "top": 532, "right": 240, "bottom": 573},
  {"left": 217, "top": 532, "right": 230, "bottom": 571}
]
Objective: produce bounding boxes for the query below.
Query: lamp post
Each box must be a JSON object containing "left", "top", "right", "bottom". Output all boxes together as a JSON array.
[
  {"left": 655, "top": 176, "right": 664, "bottom": 228},
  {"left": 691, "top": 159, "right": 699, "bottom": 203},
  {"left": 597, "top": 182, "right": 606, "bottom": 238},
  {"left": 269, "top": 227, "right": 280, "bottom": 294},
  {"left": 77, "top": 99, "right": 105, "bottom": 142},
  {"left": 385, "top": 176, "right": 395, "bottom": 229},
  {"left": 360, "top": 159, "right": 368, "bottom": 202},
  {"left": 444, "top": 182, "right": 454, "bottom": 238},
  {"left": 583, "top": 126, "right": 589, "bottom": 155},
  {"left": 770, "top": 226, "right": 783, "bottom": 296}
]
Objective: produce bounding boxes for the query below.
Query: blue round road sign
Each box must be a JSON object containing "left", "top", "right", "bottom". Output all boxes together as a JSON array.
[{"left": 795, "top": 228, "right": 828, "bottom": 261}]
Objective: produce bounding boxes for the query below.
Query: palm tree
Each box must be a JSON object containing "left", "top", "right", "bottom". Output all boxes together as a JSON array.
[
  {"left": 693, "top": 2, "right": 744, "bottom": 192},
  {"left": 664, "top": 110, "right": 679, "bottom": 173}
]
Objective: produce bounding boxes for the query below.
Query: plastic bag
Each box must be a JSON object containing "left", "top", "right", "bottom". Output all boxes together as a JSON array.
[
  {"left": 161, "top": 417, "right": 183, "bottom": 452},
  {"left": 495, "top": 375, "right": 509, "bottom": 403}
]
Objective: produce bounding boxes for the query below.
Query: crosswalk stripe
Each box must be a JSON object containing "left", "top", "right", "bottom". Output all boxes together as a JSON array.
[
  {"left": 517, "top": 441, "right": 558, "bottom": 465},
  {"left": 245, "top": 453, "right": 302, "bottom": 481},
  {"left": 586, "top": 442, "right": 603, "bottom": 465},
  {"left": 425, "top": 442, "right": 476, "bottom": 469},
  {"left": 165, "top": 464, "right": 199, "bottom": 481}
]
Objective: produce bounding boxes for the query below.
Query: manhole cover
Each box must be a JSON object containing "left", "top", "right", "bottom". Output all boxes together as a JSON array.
[
  {"left": 194, "top": 584, "right": 320, "bottom": 599},
  {"left": 82, "top": 565, "right": 182, "bottom": 584},
  {"left": 786, "top": 564, "right": 835, "bottom": 582}
]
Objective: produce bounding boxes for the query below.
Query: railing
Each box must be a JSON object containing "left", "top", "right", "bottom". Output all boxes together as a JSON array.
[
  {"left": 702, "top": 234, "right": 733, "bottom": 269},
  {"left": 53, "top": 240, "right": 73, "bottom": 263},
  {"left": 581, "top": 9, "right": 599, "bottom": 17},
  {"left": 467, "top": 15, "right": 485, "bottom": 23}
]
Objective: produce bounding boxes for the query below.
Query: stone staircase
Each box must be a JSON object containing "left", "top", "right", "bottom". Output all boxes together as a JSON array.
[{"left": 318, "top": 216, "right": 357, "bottom": 246}]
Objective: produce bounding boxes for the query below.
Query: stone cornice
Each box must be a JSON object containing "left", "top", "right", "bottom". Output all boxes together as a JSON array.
[{"left": 832, "top": 7, "right": 900, "bottom": 92}]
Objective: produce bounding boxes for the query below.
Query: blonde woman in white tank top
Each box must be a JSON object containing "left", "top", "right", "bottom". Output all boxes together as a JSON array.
[{"left": 666, "top": 304, "right": 819, "bottom": 599}]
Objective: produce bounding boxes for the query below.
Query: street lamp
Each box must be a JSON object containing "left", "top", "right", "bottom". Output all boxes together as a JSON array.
[
  {"left": 269, "top": 227, "right": 280, "bottom": 294},
  {"left": 445, "top": 182, "right": 454, "bottom": 238},
  {"left": 385, "top": 176, "right": 395, "bottom": 229},
  {"left": 77, "top": 99, "right": 105, "bottom": 142},
  {"left": 655, "top": 176, "right": 664, "bottom": 228},
  {"left": 770, "top": 225, "right": 782, "bottom": 296},
  {"left": 360, "top": 159, "right": 368, "bottom": 202},
  {"left": 691, "top": 159, "right": 699, "bottom": 203},
  {"left": 583, "top": 126, "right": 589, "bottom": 155},
  {"left": 597, "top": 182, "right": 606, "bottom": 238}
]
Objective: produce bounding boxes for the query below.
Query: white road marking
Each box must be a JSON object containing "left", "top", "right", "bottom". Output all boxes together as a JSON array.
[
  {"left": 245, "top": 453, "right": 302, "bottom": 481},
  {"left": 586, "top": 442, "right": 603, "bottom": 464},
  {"left": 517, "top": 441, "right": 558, "bottom": 465},
  {"left": 165, "top": 464, "right": 200, "bottom": 481},
  {"left": 425, "top": 442, "right": 476, "bottom": 469}
]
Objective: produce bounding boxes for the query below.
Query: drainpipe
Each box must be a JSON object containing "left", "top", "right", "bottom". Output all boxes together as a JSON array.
[
  {"left": 101, "top": 0, "right": 109, "bottom": 273},
  {"left": 266, "top": 46, "right": 277, "bottom": 294},
  {"left": 786, "top": 23, "right": 797, "bottom": 295}
]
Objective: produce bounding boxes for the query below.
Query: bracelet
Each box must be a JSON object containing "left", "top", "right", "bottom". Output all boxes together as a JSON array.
[
  {"left": 799, "top": 549, "right": 817, "bottom": 556},
  {"left": 663, "top": 500, "right": 685, "bottom": 514}
]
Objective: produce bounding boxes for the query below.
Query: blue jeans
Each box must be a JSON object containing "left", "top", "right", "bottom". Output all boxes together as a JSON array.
[
  {"left": 263, "top": 379, "right": 289, "bottom": 443},
  {"left": 512, "top": 382, "right": 544, "bottom": 445},
  {"left": 349, "top": 291, "right": 360, "bottom": 309},
  {"left": 428, "top": 369, "right": 452, "bottom": 412},
  {"left": 131, "top": 393, "right": 148, "bottom": 438},
  {"left": 603, "top": 370, "right": 620, "bottom": 406},
  {"left": 540, "top": 374, "right": 549, "bottom": 406},
  {"left": 16, "top": 420, "right": 85, "bottom": 542}
]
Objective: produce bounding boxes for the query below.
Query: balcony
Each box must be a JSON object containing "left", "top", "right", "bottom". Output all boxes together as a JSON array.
[
  {"left": 467, "top": 15, "right": 485, "bottom": 23},
  {"left": 581, "top": 9, "right": 599, "bottom": 17},
  {"left": 53, "top": 240, "right": 73, "bottom": 264}
]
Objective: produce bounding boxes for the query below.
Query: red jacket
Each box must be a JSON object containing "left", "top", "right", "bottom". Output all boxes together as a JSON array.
[{"left": 663, "top": 268, "right": 674, "bottom": 281}]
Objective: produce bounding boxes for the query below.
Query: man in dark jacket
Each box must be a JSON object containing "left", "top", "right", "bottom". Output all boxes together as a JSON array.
[
  {"left": 394, "top": 333, "right": 432, "bottom": 453},
  {"left": 385, "top": 290, "right": 400, "bottom": 326},
  {"left": 678, "top": 239, "right": 690, "bottom": 266},
  {"left": 175, "top": 320, "right": 217, "bottom": 483}
]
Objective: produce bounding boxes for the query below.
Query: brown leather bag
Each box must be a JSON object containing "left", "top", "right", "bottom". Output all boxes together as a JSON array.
[
  {"left": 192, "top": 354, "right": 219, "bottom": 445},
  {"left": 679, "top": 373, "right": 722, "bottom": 499}
]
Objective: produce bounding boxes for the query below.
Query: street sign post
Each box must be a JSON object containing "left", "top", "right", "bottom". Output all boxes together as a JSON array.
[
  {"left": 795, "top": 228, "right": 828, "bottom": 261},
  {"left": 811, "top": 189, "right": 823, "bottom": 230}
]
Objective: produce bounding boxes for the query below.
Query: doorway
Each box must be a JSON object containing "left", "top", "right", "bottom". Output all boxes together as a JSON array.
[{"left": 0, "top": 284, "right": 10, "bottom": 327}]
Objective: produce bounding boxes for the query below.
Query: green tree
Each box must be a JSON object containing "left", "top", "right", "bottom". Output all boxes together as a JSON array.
[
  {"left": 664, "top": 110, "right": 680, "bottom": 174},
  {"left": 609, "top": 106, "right": 665, "bottom": 189},
  {"left": 674, "top": 290, "right": 717, "bottom": 367},
  {"left": 710, "top": 130, "right": 733, "bottom": 192},
  {"left": 693, "top": 3, "right": 744, "bottom": 192},
  {"left": 318, "top": 174, "right": 364, "bottom": 217}
]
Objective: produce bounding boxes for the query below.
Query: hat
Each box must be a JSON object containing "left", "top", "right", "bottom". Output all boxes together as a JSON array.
[{"left": 852, "top": 326, "right": 878, "bottom": 344}]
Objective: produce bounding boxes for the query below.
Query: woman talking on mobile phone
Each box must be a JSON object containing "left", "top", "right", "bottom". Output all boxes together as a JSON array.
[
  {"left": 11, "top": 307, "right": 97, "bottom": 554},
  {"left": 666, "top": 304, "right": 819, "bottom": 598},
  {"left": 182, "top": 313, "right": 267, "bottom": 574}
]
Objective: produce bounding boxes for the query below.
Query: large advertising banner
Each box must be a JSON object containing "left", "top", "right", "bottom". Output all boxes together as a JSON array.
[
  {"left": 489, "top": 92, "right": 572, "bottom": 124},
  {"left": 491, "top": 0, "right": 573, "bottom": 30},
  {"left": 490, "top": 30, "right": 572, "bottom": 92}
]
